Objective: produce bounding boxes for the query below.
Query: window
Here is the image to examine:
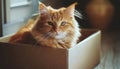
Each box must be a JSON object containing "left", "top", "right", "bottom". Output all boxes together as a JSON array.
[
  {"left": 10, "top": 0, "right": 33, "bottom": 22},
  {"left": 2, "top": 0, "right": 39, "bottom": 36}
]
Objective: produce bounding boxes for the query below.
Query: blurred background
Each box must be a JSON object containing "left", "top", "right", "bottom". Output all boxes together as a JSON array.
[{"left": 0, "top": 0, "right": 120, "bottom": 36}]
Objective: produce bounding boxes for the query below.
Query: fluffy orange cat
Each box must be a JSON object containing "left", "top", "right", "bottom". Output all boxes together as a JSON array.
[{"left": 9, "top": 2, "right": 81, "bottom": 49}]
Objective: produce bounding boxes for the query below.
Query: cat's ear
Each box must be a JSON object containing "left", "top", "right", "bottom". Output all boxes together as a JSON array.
[
  {"left": 39, "top": 2, "right": 48, "bottom": 16},
  {"left": 64, "top": 2, "right": 77, "bottom": 16}
]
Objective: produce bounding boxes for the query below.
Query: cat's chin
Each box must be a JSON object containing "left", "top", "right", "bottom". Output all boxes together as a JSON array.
[{"left": 55, "top": 32, "right": 67, "bottom": 39}]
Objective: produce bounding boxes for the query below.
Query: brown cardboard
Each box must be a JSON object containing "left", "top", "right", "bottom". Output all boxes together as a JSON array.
[{"left": 0, "top": 29, "right": 101, "bottom": 69}]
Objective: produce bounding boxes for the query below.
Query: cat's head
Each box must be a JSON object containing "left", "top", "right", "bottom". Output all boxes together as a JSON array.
[{"left": 31, "top": 2, "right": 80, "bottom": 40}]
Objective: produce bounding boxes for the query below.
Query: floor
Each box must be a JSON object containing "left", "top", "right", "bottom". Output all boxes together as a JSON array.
[{"left": 95, "top": 29, "right": 120, "bottom": 69}]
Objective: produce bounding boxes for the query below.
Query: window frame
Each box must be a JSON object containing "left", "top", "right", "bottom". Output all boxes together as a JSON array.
[
  {"left": 0, "top": 0, "right": 2, "bottom": 36},
  {"left": 0, "top": 0, "right": 5, "bottom": 37}
]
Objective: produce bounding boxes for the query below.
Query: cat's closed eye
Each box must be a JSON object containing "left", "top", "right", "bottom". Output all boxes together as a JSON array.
[{"left": 61, "top": 21, "right": 67, "bottom": 26}]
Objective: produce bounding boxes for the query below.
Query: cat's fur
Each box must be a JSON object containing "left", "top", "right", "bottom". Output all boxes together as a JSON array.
[{"left": 9, "top": 2, "right": 81, "bottom": 49}]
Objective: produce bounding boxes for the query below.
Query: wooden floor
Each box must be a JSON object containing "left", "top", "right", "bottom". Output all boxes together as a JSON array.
[{"left": 95, "top": 29, "right": 120, "bottom": 69}]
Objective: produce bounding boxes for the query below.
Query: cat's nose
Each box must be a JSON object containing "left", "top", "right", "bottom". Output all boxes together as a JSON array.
[{"left": 55, "top": 29, "right": 59, "bottom": 35}]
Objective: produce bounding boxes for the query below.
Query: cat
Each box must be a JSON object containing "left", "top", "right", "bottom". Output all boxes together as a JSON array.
[{"left": 9, "top": 2, "right": 81, "bottom": 49}]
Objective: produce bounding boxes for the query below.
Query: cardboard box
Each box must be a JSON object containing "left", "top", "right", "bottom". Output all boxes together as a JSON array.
[{"left": 0, "top": 29, "right": 101, "bottom": 69}]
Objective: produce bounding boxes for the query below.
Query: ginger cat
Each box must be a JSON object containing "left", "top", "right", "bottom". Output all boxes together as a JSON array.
[{"left": 9, "top": 2, "right": 81, "bottom": 49}]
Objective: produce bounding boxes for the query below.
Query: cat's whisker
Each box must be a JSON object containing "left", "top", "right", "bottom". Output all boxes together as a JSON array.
[
  {"left": 74, "top": 10, "right": 82, "bottom": 19},
  {"left": 32, "top": 40, "right": 39, "bottom": 47},
  {"left": 31, "top": 36, "right": 43, "bottom": 46},
  {"left": 32, "top": 36, "right": 48, "bottom": 47},
  {"left": 74, "top": 14, "right": 82, "bottom": 19},
  {"left": 45, "top": 32, "right": 54, "bottom": 38},
  {"left": 74, "top": 10, "right": 82, "bottom": 16},
  {"left": 44, "top": 32, "right": 51, "bottom": 38}
]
